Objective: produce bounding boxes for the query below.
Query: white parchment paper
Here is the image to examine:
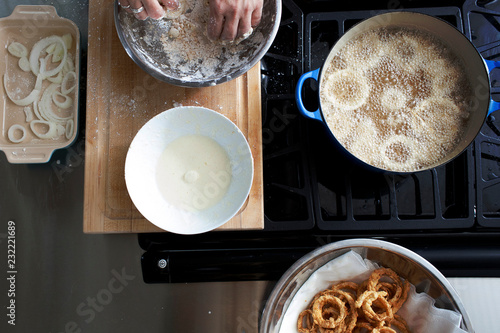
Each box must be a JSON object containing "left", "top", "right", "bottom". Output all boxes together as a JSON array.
[{"left": 278, "top": 251, "right": 468, "bottom": 333}]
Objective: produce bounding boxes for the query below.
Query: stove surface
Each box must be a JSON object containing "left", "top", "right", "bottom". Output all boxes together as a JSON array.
[
  {"left": 262, "top": 0, "right": 500, "bottom": 232},
  {"left": 139, "top": 0, "right": 500, "bottom": 283}
]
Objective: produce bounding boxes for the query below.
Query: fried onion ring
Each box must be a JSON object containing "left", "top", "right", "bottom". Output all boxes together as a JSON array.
[
  {"left": 297, "top": 267, "right": 412, "bottom": 333},
  {"left": 356, "top": 290, "right": 394, "bottom": 324},
  {"left": 365, "top": 268, "right": 409, "bottom": 313},
  {"left": 312, "top": 294, "right": 348, "bottom": 329},
  {"left": 298, "top": 309, "right": 318, "bottom": 333}
]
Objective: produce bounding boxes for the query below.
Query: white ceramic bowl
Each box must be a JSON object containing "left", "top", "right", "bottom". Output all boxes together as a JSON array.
[{"left": 125, "top": 106, "right": 254, "bottom": 234}]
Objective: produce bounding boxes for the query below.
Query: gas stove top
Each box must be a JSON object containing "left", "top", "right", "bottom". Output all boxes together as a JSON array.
[
  {"left": 262, "top": 0, "right": 499, "bottom": 232},
  {"left": 139, "top": 0, "right": 500, "bottom": 283}
]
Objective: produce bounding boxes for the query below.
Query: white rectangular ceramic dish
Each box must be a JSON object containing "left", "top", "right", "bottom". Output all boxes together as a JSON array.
[{"left": 0, "top": 5, "right": 80, "bottom": 163}]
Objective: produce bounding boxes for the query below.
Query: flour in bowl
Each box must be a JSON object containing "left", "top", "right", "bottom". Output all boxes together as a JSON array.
[{"left": 121, "top": 0, "right": 264, "bottom": 82}]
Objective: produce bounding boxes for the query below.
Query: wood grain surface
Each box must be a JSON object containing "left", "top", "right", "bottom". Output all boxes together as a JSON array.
[{"left": 83, "top": 0, "right": 263, "bottom": 233}]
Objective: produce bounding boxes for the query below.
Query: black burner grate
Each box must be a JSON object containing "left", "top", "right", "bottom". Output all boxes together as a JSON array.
[
  {"left": 261, "top": 0, "right": 315, "bottom": 230},
  {"left": 463, "top": 0, "right": 500, "bottom": 227}
]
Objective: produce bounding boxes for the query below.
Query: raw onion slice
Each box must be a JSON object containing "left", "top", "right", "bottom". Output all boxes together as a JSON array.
[
  {"left": 29, "top": 35, "right": 67, "bottom": 78},
  {"left": 7, "top": 42, "right": 28, "bottom": 58},
  {"left": 23, "top": 106, "right": 34, "bottom": 122},
  {"left": 57, "top": 124, "right": 66, "bottom": 136},
  {"left": 7, "top": 124, "right": 26, "bottom": 143},
  {"left": 18, "top": 57, "right": 31, "bottom": 72},
  {"left": 61, "top": 33, "right": 73, "bottom": 49},
  {"left": 30, "top": 120, "right": 57, "bottom": 139},
  {"left": 65, "top": 119, "right": 74, "bottom": 140},
  {"left": 3, "top": 73, "right": 43, "bottom": 106},
  {"left": 61, "top": 71, "right": 77, "bottom": 94},
  {"left": 45, "top": 43, "right": 57, "bottom": 54},
  {"left": 38, "top": 83, "right": 72, "bottom": 123},
  {"left": 52, "top": 91, "right": 72, "bottom": 109},
  {"left": 47, "top": 71, "right": 63, "bottom": 84},
  {"left": 51, "top": 43, "right": 65, "bottom": 63},
  {"left": 32, "top": 100, "right": 45, "bottom": 122},
  {"left": 63, "top": 56, "right": 75, "bottom": 74}
]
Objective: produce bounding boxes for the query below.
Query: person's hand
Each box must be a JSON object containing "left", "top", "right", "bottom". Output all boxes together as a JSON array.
[
  {"left": 207, "top": 0, "right": 263, "bottom": 41},
  {"left": 118, "top": 0, "right": 179, "bottom": 20}
]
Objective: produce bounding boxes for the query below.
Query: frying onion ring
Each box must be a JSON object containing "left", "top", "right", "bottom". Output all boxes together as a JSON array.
[
  {"left": 321, "top": 68, "right": 370, "bottom": 111},
  {"left": 380, "top": 135, "right": 416, "bottom": 172}
]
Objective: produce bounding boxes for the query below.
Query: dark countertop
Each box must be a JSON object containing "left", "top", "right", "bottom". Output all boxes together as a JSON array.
[
  {"left": 0, "top": 1, "right": 497, "bottom": 332},
  {"left": 0, "top": 1, "right": 268, "bottom": 332}
]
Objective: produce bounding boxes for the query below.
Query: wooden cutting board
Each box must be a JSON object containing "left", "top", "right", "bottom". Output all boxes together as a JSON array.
[{"left": 83, "top": 0, "right": 263, "bottom": 233}]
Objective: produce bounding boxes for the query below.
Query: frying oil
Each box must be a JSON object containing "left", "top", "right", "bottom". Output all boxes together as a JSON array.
[{"left": 320, "top": 26, "right": 472, "bottom": 172}]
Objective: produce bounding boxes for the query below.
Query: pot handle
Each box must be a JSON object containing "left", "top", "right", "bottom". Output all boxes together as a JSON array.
[
  {"left": 296, "top": 68, "right": 323, "bottom": 121},
  {"left": 484, "top": 60, "right": 500, "bottom": 116}
]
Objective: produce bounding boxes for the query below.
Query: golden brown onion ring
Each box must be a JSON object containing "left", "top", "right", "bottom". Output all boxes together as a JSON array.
[{"left": 312, "top": 294, "right": 348, "bottom": 329}]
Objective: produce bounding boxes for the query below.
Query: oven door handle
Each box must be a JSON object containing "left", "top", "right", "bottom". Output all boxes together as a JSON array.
[{"left": 295, "top": 68, "right": 323, "bottom": 121}]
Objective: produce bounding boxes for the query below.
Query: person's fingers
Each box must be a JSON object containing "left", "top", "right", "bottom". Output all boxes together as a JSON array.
[
  {"left": 207, "top": 3, "right": 225, "bottom": 41},
  {"left": 160, "top": 0, "right": 179, "bottom": 11},
  {"left": 143, "top": 0, "right": 165, "bottom": 19},
  {"left": 118, "top": 0, "right": 131, "bottom": 9},
  {"left": 124, "top": 0, "right": 147, "bottom": 20},
  {"left": 250, "top": 5, "right": 262, "bottom": 27},
  {"left": 237, "top": 15, "right": 252, "bottom": 39},
  {"left": 207, "top": 0, "right": 262, "bottom": 41},
  {"left": 220, "top": 14, "right": 240, "bottom": 41}
]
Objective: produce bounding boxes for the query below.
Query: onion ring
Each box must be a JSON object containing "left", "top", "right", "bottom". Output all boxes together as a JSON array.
[
  {"left": 380, "top": 134, "right": 416, "bottom": 172},
  {"left": 61, "top": 71, "right": 77, "bottom": 95},
  {"left": 47, "top": 71, "right": 64, "bottom": 84},
  {"left": 39, "top": 83, "right": 73, "bottom": 123},
  {"left": 321, "top": 68, "right": 370, "bottom": 111},
  {"left": 30, "top": 120, "right": 57, "bottom": 139},
  {"left": 297, "top": 309, "right": 318, "bottom": 333},
  {"left": 390, "top": 314, "right": 411, "bottom": 333},
  {"left": 65, "top": 119, "right": 74, "bottom": 140},
  {"left": 312, "top": 294, "right": 347, "bottom": 329},
  {"left": 7, "top": 124, "right": 26, "bottom": 143},
  {"left": 365, "top": 267, "right": 409, "bottom": 312},
  {"left": 297, "top": 267, "right": 412, "bottom": 333},
  {"left": 29, "top": 35, "right": 67, "bottom": 78},
  {"left": 3, "top": 73, "right": 42, "bottom": 106},
  {"left": 52, "top": 91, "right": 73, "bottom": 109},
  {"left": 356, "top": 290, "right": 394, "bottom": 324}
]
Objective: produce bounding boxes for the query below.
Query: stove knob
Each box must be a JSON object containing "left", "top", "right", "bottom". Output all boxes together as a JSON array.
[{"left": 157, "top": 258, "right": 168, "bottom": 269}]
